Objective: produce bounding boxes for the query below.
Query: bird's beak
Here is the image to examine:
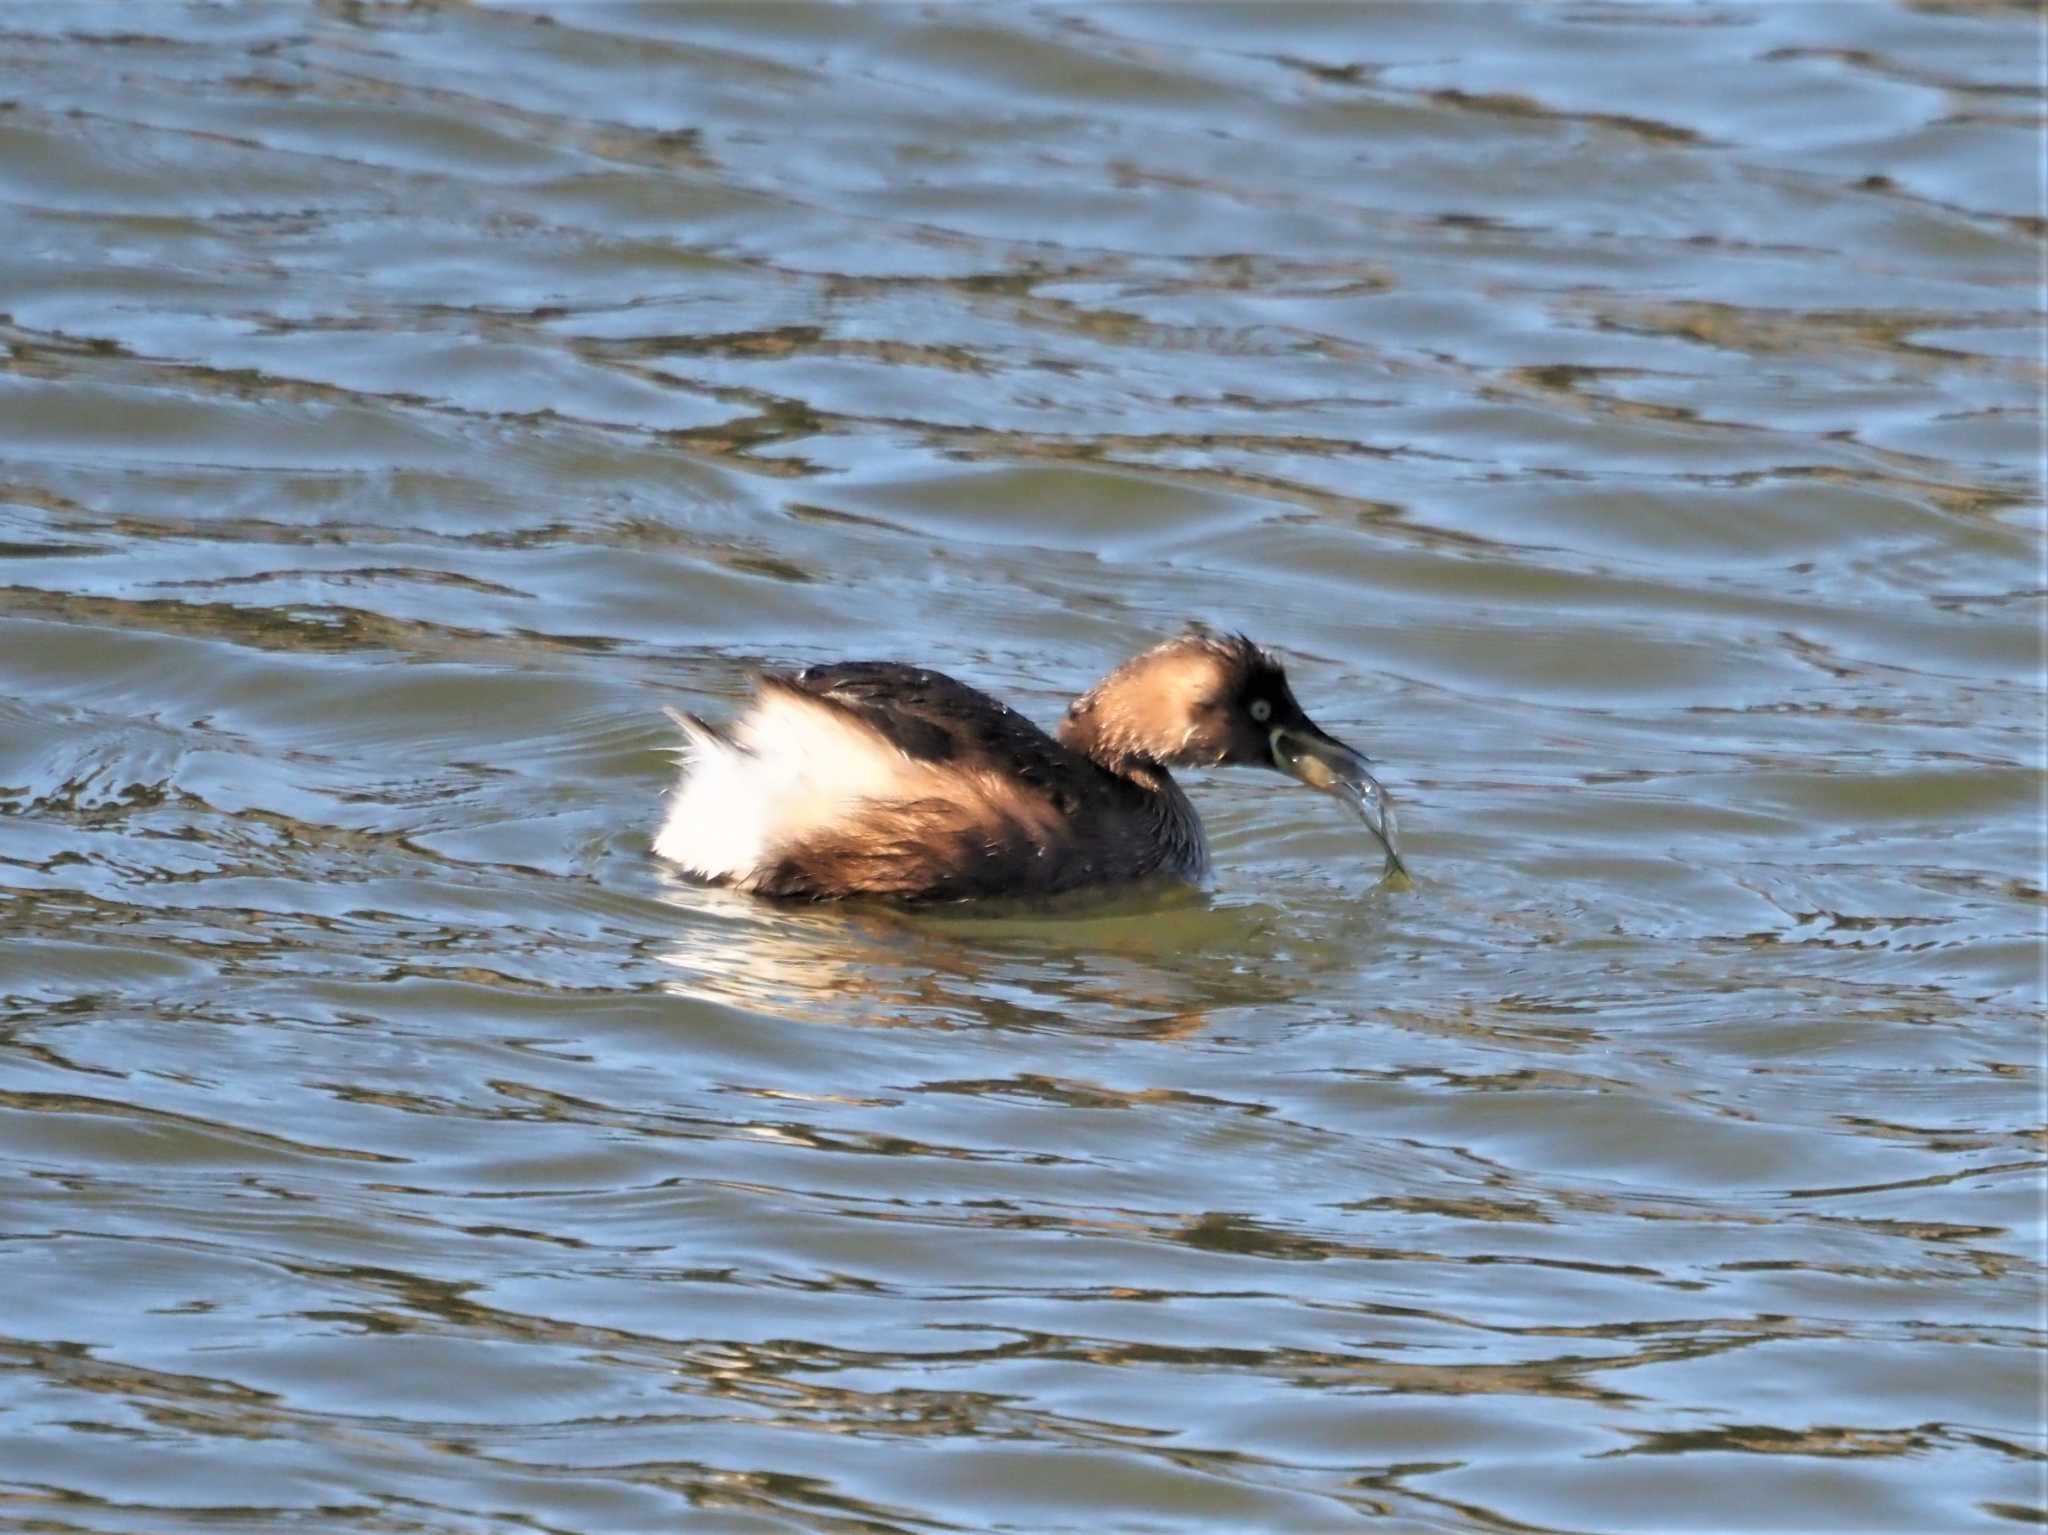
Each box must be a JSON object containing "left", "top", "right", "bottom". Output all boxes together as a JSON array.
[{"left": 1270, "top": 724, "right": 1407, "bottom": 879}]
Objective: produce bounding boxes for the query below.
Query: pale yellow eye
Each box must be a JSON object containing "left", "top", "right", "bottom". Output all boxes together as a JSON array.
[{"left": 1248, "top": 698, "right": 1272, "bottom": 722}]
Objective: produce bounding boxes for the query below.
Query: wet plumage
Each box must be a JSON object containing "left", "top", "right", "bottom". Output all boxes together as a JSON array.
[{"left": 655, "top": 629, "right": 1402, "bottom": 902}]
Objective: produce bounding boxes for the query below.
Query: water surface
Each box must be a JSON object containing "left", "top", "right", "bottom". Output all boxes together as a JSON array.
[{"left": 0, "top": 4, "right": 2042, "bottom": 1531}]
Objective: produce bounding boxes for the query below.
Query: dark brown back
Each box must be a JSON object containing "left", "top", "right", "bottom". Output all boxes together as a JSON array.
[{"left": 751, "top": 663, "right": 1205, "bottom": 901}]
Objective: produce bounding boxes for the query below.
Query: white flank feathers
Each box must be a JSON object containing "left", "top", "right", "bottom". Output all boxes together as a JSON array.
[{"left": 653, "top": 687, "right": 917, "bottom": 887}]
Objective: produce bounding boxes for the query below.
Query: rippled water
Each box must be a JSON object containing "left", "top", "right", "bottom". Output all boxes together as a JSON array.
[{"left": 1, "top": 4, "right": 2042, "bottom": 1531}]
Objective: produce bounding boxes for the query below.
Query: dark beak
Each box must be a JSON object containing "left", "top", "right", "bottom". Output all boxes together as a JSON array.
[{"left": 1270, "top": 723, "right": 1407, "bottom": 880}]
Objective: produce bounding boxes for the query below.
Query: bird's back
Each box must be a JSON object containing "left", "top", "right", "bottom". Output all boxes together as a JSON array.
[{"left": 655, "top": 662, "right": 1205, "bottom": 901}]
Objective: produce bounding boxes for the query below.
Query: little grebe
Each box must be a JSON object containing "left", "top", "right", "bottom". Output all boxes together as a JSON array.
[{"left": 654, "top": 629, "right": 1404, "bottom": 902}]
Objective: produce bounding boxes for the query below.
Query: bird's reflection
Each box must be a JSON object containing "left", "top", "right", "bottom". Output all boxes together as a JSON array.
[{"left": 649, "top": 869, "right": 1322, "bottom": 1040}]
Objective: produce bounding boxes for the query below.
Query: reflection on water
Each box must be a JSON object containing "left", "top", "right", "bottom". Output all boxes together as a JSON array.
[
  {"left": 0, "top": 2, "right": 2041, "bottom": 1531},
  {"left": 655, "top": 873, "right": 1325, "bottom": 1039}
]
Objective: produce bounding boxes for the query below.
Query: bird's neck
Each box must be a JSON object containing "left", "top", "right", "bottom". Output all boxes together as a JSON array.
[
  {"left": 1111, "top": 758, "right": 1210, "bottom": 881},
  {"left": 1060, "top": 696, "right": 1210, "bottom": 878}
]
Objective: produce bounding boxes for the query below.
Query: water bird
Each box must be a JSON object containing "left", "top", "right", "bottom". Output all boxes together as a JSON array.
[{"left": 655, "top": 628, "right": 1404, "bottom": 902}]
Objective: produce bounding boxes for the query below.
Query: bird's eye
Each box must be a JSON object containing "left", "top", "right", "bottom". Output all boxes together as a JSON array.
[{"left": 1248, "top": 698, "right": 1272, "bottom": 722}]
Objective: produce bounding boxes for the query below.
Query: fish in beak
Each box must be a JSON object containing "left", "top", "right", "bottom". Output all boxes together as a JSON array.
[{"left": 1269, "top": 723, "right": 1407, "bottom": 882}]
